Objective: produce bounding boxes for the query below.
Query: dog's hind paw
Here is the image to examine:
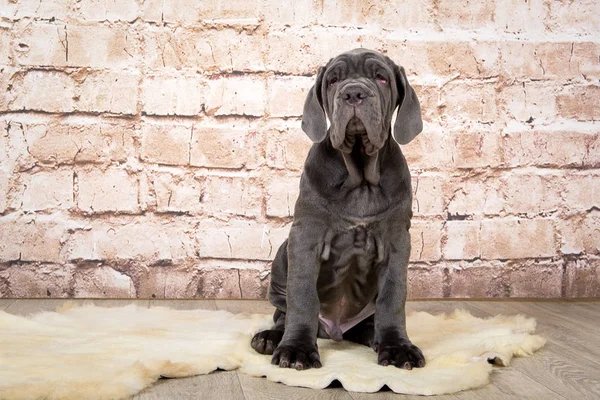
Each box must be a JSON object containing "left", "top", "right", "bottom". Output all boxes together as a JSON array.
[{"left": 251, "top": 329, "right": 284, "bottom": 355}]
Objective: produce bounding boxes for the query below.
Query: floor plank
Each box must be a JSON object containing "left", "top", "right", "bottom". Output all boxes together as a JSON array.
[
  {"left": 133, "top": 371, "right": 245, "bottom": 400},
  {"left": 0, "top": 299, "right": 15, "bottom": 310},
  {"left": 238, "top": 372, "right": 354, "bottom": 400},
  {"left": 467, "top": 302, "right": 600, "bottom": 399},
  {"left": 150, "top": 299, "right": 217, "bottom": 310},
  {"left": 215, "top": 299, "right": 275, "bottom": 315},
  {"left": 5, "top": 299, "right": 86, "bottom": 316}
]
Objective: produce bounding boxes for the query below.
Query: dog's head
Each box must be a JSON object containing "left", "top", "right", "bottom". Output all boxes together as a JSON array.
[{"left": 301, "top": 49, "right": 423, "bottom": 154}]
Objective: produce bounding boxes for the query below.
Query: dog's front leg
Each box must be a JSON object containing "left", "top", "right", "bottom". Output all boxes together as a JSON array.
[
  {"left": 271, "top": 225, "right": 322, "bottom": 370},
  {"left": 374, "top": 231, "right": 426, "bottom": 369}
]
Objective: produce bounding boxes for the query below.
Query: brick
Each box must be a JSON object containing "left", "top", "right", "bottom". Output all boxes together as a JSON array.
[
  {"left": 435, "top": 82, "right": 497, "bottom": 125},
  {"left": 499, "top": 83, "right": 557, "bottom": 123},
  {"left": 151, "top": 172, "right": 203, "bottom": 214},
  {"left": 143, "top": 28, "right": 265, "bottom": 71},
  {"left": 262, "top": 0, "right": 314, "bottom": 26},
  {"left": 67, "top": 25, "right": 137, "bottom": 68},
  {"left": 267, "top": 76, "right": 313, "bottom": 117},
  {"left": 239, "top": 265, "right": 270, "bottom": 299},
  {"left": 196, "top": 220, "right": 290, "bottom": 260},
  {"left": 446, "top": 179, "right": 504, "bottom": 217},
  {"left": 137, "top": 265, "right": 200, "bottom": 298},
  {"left": 1, "top": 263, "right": 74, "bottom": 298},
  {"left": 444, "top": 221, "right": 481, "bottom": 260},
  {"left": 206, "top": 76, "right": 266, "bottom": 117},
  {"left": 402, "top": 129, "right": 453, "bottom": 170},
  {"left": 77, "top": 71, "right": 139, "bottom": 114},
  {"left": 504, "top": 260, "right": 563, "bottom": 298},
  {"left": 73, "top": 266, "right": 136, "bottom": 298},
  {"left": 392, "top": 40, "right": 500, "bottom": 79},
  {"left": 265, "top": 30, "right": 383, "bottom": 75},
  {"left": 0, "top": 214, "right": 66, "bottom": 263},
  {"left": 9, "top": 70, "right": 75, "bottom": 112},
  {"left": 412, "top": 173, "right": 445, "bottom": 216},
  {"left": 451, "top": 131, "right": 503, "bottom": 169},
  {"left": 0, "top": 171, "right": 8, "bottom": 213},
  {"left": 545, "top": 0, "right": 600, "bottom": 34},
  {"left": 15, "top": 22, "right": 68, "bottom": 66},
  {"left": 159, "top": 0, "right": 260, "bottom": 24},
  {"left": 0, "top": 120, "right": 36, "bottom": 172},
  {"left": 556, "top": 85, "right": 600, "bottom": 121},
  {"left": 142, "top": 75, "right": 205, "bottom": 116},
  {"left": 24, "top": 120, "right": 134, "bottom": 164},
  {"left": 141, "top": 123, "right": 191, "bottom": 166},
  {"left": 266, "top": 175, "right": 300, "bottom": 217},
  {"left": 494, "top": 0, "right": 546, "bottom": 34},
  {"left": 407, "top": 266, "right": 445, "bottom": 299},
  {"left": 558, "top": 212, "right": 600, "bottom": 255},
  {"left": 563, "top": 173, "right": 600, "bottom": 211},
  {"left": 0, "top": 26, "right": 10, "bottom": 64},
  {"left": 502, "top": 172, "right": 563, "bottom": 215},
  {"left": 190, "top": 122, "right": 264, "bottom": 169},
  {"left": 436, "top": 0, "right": 495, "bottom": 29},
  {"left": 9, "top": 0, "right": 70, "bottom": 20},
  {"left": 481, "top": 218, "right": 556, "bottom": 259},
  {"left": 21, "top": 169, "right": 73, "bottom": 211},
  {"left": 409, "top": 221, "right": 443, "bottom": 262},
  {"left": 448, "top": 262, "right": 506, "bottom": 298},
  {"left": 498, "top": 42, "right": 598, "bottom": 81},
  {"left": 265, "top": 123, "right": 312, "bottom": 171},
  {"left": 564, "top": 256, "right": 600, "bottom": 298},
  {"left": 197, "top": 267, "right": 242, "bottom": 299},
  {"left": 75, "top": 0, "right": 140, "bottom": 21},
  {"left": 77, "top": 168, "right": 139, "bottom": 213},
  {"left": 502, "top": 130, "right": 600, "bottom": 168},
  {"left": 62, "top": 219, "right": 195, "bottom": 262},
  {"left": 202, "top": 176, "right": 262, "bottom": 217}
]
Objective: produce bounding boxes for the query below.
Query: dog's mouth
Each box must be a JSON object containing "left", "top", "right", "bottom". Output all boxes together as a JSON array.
[{"left": 339, "top": 117, "right": 377, "bottom": 156}]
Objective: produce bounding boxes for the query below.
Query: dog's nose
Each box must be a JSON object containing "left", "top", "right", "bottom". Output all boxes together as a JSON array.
[{"left": 343, "top": 87, "right": 366, "bottom": 106}]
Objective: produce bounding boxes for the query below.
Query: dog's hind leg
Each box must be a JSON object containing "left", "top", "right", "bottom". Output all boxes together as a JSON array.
[
  {"left": 251, "top": 239, "right": 289, "bottom": 355},
  {"left": 342, "top": 315, "right": 375, "bottom": 347}
]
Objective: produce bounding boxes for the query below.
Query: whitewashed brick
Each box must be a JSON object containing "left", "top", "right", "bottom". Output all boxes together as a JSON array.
[
  {"left": 481, "top": 219, "right": 556, "bottom": 259},
  {"left": 73, "top": 266, "right": 136, "bottom": 298},
  {"left": 141, "top": 123, "right": 191, "bottom": 166},
  {"left": 207, "top": 76, "right": 266, "bottom": 117},
  {"left": 22, "top": 169, "right": 73, "bottom": 211},
  {"left": 142, "top": 75, "right": 205, "bottom": 116},
  {"left": 267, "top": 76, "right": 313, "bottom": 117},
  {"left": 77, "top": 168, "right": 139, "bottom": 213},
  {"left": 266, "top": 175, "right": 300, "bottom": 217},
  {"left": 190, "top": 122, "right": 264, "bottom": 169},
  {"left": 9, "top": 70, "right": 75, "bottom": 112},
  {"left": 77, "top": 72, "right": 139, "bottom": 114}
]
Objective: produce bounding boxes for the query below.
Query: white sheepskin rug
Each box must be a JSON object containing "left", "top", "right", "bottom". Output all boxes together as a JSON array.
[{"left": 0, "top": 304, "right": 545, "bottom": 399}]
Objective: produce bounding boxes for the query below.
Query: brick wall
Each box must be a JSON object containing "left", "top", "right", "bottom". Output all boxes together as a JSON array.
[{"left": 0, "top": 0, "right": 598, "bottom": 299}]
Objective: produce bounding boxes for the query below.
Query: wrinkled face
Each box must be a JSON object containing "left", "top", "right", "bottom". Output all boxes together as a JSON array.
[{"left": 322, "top": 50, "right": 399, "bottom": 156}]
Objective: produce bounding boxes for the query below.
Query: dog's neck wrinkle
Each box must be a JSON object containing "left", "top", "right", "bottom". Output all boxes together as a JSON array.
[{"left": 308, "top": 131, "right": 398, "bottom": 195}]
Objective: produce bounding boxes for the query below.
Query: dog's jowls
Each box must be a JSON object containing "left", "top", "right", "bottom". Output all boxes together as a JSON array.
[{"left": 251, "top": 48, "right": 425, "bottom": 371}]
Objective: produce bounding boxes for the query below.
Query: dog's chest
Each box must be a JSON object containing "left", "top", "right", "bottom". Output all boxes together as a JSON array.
[{"left": 317, "top": 225, "right": 383, "bottom": 340}]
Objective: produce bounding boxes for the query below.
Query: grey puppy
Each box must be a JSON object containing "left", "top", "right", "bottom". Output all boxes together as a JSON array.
[{"left": 251, "top": 48, "right": 425, "bottom": 371}]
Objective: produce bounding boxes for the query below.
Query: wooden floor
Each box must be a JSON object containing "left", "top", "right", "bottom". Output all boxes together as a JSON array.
[{"left": 1, "top": 299, "right": 599, "bottom": 399}]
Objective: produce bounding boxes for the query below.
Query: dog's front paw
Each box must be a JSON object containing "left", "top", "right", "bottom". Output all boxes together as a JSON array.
[
  {"left": 251, "top": 329, "right": 283, "bottom": 355},
  {"left": 271, "top": 340, "right": 321, "bottom": 370},
  {"left": 375, "top": 331, "right": 425, "bottom": 370}
]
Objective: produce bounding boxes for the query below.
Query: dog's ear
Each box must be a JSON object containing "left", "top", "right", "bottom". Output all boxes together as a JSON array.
[
  {"left": 392, "top": 65, "right": 423, "bottom": 145},
  {"left": 301, "top": 66, "right": 328, "bottom": 143}
]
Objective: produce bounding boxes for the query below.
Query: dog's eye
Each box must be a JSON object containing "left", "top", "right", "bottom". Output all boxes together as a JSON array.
[
  {"left": 329, "top": 77, "right": 338, "bottom": 86},
  {"left": 376, "top": 75, "right": 388, "bottom": 84}
]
